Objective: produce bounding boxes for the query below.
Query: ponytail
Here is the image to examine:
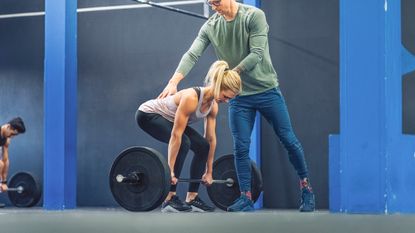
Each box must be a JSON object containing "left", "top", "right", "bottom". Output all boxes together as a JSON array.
[{"left": 205, "top": 61, "right": 242, "bottom": 98}]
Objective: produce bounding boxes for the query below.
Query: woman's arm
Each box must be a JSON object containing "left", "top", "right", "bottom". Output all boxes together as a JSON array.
[
  {"left": 203, "top": 102, "right": 218, "bottom": 183},
  {"left": 168, "top": 92, "right": 198, "bottom": 182},
  {"left": 0, "top": 140, "right": 10, "bottom": 191}
]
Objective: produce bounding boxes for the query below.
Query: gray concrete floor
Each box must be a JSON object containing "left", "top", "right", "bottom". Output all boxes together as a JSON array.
[{"left": 0, "top": 208, "right": 414, "bottom": 233}]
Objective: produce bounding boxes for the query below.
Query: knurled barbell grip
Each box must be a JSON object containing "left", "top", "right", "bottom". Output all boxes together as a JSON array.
[
  {"left": 116, "top": 173, "right": 234, "bottom": 185},
  {"left": 178, "top": 178, "right": 234, "bottom": 185}
]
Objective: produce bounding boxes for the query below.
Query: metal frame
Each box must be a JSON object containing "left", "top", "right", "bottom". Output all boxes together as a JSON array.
[{"left": 0, "top": 0, "right": 207, "bottom": 19}]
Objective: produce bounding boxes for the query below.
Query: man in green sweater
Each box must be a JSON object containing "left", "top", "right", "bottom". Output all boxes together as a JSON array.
[{"left": 159, "top": 0, "right": 315, "bottom": 212}]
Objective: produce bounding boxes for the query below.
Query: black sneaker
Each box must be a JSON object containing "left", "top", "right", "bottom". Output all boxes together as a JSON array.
[
  {"left": 186, "top": 196, "right": 215, "bottom": 212},
  {"left": 0, "top": 203, "right": 4, "bottom": 208},
  {"left": 161, "top": 195, "right": 192, "bottom": 213}
]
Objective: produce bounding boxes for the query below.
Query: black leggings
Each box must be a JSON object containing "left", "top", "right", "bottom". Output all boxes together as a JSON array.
[{"left": 136, "top": 110, "right": 210, "bottom": 192}]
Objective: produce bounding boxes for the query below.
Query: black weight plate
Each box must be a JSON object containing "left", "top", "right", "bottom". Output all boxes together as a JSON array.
[
  {"left": 207, "top": 154, "right": 263, "bottom": 210},
  {"left": 8, "top": 172, "right": 42, "bottom": 207},
  {"left": 109, "top": 146, "right": 170, "bottom": 211}
]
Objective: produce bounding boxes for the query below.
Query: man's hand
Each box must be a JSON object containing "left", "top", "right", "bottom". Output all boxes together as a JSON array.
[
  {"left": 233, "top": 67, "right": 242, "bottom": 75},
  {"left": 158, "top": 83, "right": 178, "bottom": 99},
  {"left": 158, "top": 73, "right": 184, "bottom": 99}
]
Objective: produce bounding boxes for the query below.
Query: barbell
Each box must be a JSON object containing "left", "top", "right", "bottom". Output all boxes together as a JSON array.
[
  {"left": 116, "top": 173, "right": 235, "bottom": 187},
  {"left": 109, "top": 146, "right": 263, "bottom": 211},
  {"left": 1, "top": 172, "right": 42, "bottom": 207}
]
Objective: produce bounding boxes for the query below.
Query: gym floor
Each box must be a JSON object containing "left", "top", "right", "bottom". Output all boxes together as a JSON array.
[{"left": 0, "top": 208, "right": 414, "bottom": 233}]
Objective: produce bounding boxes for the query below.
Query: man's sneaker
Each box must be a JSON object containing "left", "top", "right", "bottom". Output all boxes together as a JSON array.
[
  {"left": 186, "top": 196, "right": 215, "bottom": 212},
  {"left": 227, "top": 193, "right": 254, "bottom": 212},
  {"left": 161, "top": 195, "right": 192, "bottom": 213},
  {"left": 299, "top": 187, "right": 315, "bottom": 212}
]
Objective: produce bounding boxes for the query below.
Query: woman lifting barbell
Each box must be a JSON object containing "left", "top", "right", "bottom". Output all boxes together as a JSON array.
[{"left": 135, "top": 60, "right": 241, "bottom": 213}]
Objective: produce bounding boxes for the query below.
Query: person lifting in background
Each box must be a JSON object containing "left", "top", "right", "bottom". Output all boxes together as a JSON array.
[{"left": 0, "top": 117, "right": 26, "bottom": 208}]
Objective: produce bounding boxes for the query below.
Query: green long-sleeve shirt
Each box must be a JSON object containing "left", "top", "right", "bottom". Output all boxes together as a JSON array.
[{"left": 176, "top": 3, "right": 278, "bottom": 96}]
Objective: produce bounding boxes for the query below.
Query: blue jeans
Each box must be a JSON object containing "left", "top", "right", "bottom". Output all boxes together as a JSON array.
[{"left": 229, "top": 87, "right": 309, "bottom": 192}]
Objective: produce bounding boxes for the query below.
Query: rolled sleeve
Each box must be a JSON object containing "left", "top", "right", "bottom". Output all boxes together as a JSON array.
[{"left": 237, "top": 10, "right": 268, "bottom": 72}]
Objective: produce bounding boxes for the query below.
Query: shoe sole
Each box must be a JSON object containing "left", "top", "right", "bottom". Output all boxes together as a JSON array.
[
  {"left": 190, "top": 205, "right": 215, "bottom": 213},
  {"left": 227, "top": 201, "right": 245, "bottom": 212},
  {"left": 227, "top": 205, "right": 254, "bottom": 212},
  {"left": 227, "top": 200, "right": 254, "bottom": 212},
  {"left": 241, "top": 205, "right": 255, "bottom": 212},
  {"left": 161, "top": 205, "right": 192, "bottom": 213},
  {"left": 299, "top": 208, "right": 315, "bottom": 212},
  {"left": 161, "top": 206, "right": 180, "bottom": 213},
  {"left": 299, "top": 203, "right": 315, "bottom": 212}
]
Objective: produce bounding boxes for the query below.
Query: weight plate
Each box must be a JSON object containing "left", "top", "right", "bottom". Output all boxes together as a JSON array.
[
  {"left": 8, "top": 172, "right": 42, "bottom": 207},
  {"left": 109, "top": 146, "right": 170, "bottom": 211},
  {"left": 207, "top": 154, "right": 263, "bottom": 211}
]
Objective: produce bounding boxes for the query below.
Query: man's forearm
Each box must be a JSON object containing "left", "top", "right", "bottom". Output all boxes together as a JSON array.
[
  {"left": 175, "top": 30, "right": 210, "bottom": 77},
  {"left": 169, "top": 72, "right": 185, "bottom": 86},
  {"left": 236, "top": 37, "right": 266, "bottom": 73},
  {"left": 1, "top": 159, "right": 9, "bottom": 181}
]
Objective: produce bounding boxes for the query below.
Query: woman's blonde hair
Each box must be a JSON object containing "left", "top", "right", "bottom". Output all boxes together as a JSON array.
[{"left": 204, "top": 60, "right": 242, "bottom": 98}]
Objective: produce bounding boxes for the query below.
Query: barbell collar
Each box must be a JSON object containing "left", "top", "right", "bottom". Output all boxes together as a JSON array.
[
  {"left": 116, "top": 173, "right": 141, "bottom": 183},
  {"left": 7, "top": 186, "right": 24, "bottom": 193}
]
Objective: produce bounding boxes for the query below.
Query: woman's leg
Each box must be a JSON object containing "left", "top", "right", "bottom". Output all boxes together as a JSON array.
[
  {"left": 180, "top": 126, "right": 214, "bottom": 211},
  {"left": 184, "top": 126, "right": 210, "bottom": 193},
  {"left": 135, "top": 110, "right": 190, "bottom": 194}
]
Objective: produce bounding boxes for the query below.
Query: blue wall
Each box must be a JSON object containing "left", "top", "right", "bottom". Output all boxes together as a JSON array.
[{"left": 329, "top": 0, "right": 415, "bottom": 214}]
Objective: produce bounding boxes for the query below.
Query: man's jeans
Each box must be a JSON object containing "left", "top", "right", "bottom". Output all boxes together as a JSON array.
[{"left": 229, "top": 87, "right": 309, "bottom": 192}]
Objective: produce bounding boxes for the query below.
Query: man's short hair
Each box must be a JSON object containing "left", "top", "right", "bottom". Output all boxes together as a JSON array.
[{"left": 8, "top": 117, "right": 26, "bottom": 134}]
